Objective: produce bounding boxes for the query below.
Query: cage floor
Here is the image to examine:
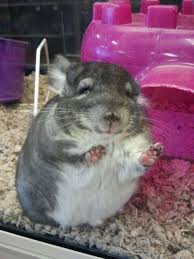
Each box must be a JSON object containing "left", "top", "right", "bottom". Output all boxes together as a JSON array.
[{"left": 0, "top": 74, "right": 193, "bottom": 259}]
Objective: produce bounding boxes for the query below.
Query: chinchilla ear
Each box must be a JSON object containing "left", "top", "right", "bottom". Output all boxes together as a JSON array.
[
  {"left": 48, "top": 55, "right": 71, "bottom": 96},
  {"left": 125, "top": 76, "right": 140, "bottom": 98}
]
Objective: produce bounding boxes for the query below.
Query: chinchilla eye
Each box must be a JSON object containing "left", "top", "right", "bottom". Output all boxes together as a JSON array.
[
  {"left": 78, "top": 77, "right": 94, "bottom": 95},
  {"left": 125, "top": 82, "right": 133, "bottom": 98},
  {"left": 126, "top": 89, "right": 132, "bottom": 98},
  {"left": 78, "top": 86, "right": 92, "bottom": 95}
]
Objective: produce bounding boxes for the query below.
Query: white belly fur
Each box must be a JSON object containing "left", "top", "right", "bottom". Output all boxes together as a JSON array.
[{"left": 48, "top": 133, "right": 151, "bottom": 227}]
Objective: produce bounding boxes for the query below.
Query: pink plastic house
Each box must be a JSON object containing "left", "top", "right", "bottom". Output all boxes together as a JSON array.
[{"left": 81, "top": 0, "right": 194, "bottom": 161}]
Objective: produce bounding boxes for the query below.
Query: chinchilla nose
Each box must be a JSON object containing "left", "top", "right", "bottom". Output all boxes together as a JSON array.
[{"left": 104, "top": 112, "right": 120, "bottom": 122}]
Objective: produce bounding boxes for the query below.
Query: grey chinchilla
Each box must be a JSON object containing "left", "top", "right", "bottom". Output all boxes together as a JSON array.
[{"left": 16, "top": 55, "right": 163, "bottom": 227}]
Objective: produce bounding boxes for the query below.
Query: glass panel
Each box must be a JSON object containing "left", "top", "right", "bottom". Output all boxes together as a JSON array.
[{"left": 0, "top": 1, "right": 193, "bottom": 259}]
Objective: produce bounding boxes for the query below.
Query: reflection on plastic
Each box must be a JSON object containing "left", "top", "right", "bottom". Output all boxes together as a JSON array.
[{"left": 81, "top": 0, "right": 194, "bottom": 160}]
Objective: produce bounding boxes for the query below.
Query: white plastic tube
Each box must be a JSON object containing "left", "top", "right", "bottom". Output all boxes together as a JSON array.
[{"left": 33, "top": 38, "right": 50, "bottom": 117}]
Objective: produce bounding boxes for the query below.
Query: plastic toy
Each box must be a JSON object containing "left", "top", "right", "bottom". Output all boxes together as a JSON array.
[
  {"left": 0, "top": 38, "right": 28, "bottom": 103},
  {"left": 81, "top": 0, "right": 194, "bottom": 160}
]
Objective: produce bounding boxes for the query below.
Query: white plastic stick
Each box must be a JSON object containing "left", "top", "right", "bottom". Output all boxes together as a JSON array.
[{"left": 33, "top": 38, "right": 50, "bottom": 117}]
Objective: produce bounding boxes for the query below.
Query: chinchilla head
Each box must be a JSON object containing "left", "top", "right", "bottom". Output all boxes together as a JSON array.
[{"left": 48, "top": 55, "right": 147, "bottom": 137}]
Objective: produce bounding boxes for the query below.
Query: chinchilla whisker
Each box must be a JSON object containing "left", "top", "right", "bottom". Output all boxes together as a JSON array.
[
  {"left": 15, "top": 107, "right": 77, "bottom": 115},
  {"left": 54, "top": 117, "right": 83, "bottom": 126},
  {"left": 128, "top": 128, "right": 140, "bottom": 136},
  {"left": 132, "top": 117, "right": 170, "bottom": 139},
  {"left": 40, "top": 107, "right": 83, "bottom": 113},
  {"left": 149, "top": 125, "right": 170, "bottom": 140},
  {"left": 56, "top": 111, "right": 93, "bottom": 117},
  {"left": 56, "top": 122, "right": 84, "bottom": 132},
  {"left": 137, "top": 117, "right": 170, "bottom": 138},
  {"left": 58, "top": 121, "right": 82, "bottom": 127},
  {"left": 35, "top": 116, "right": 80, "bottom": 127},
  {"left": 145, "top": 121, "right": 170, "bottom": 133},
  {"left": 141, "top": 124, "right": 169, "bottom": 140},
  {"left": 35, "top": 112, "right": 92, "bottom": 124},
  {"left": 143, "top": 120, "right": 170, "bottom": 137},
  {"left": 141, "top": 116, "right": 170, "bottom": 129},
  {"left": 15, "top": 109, "right": 33, "bottom": 114}
]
